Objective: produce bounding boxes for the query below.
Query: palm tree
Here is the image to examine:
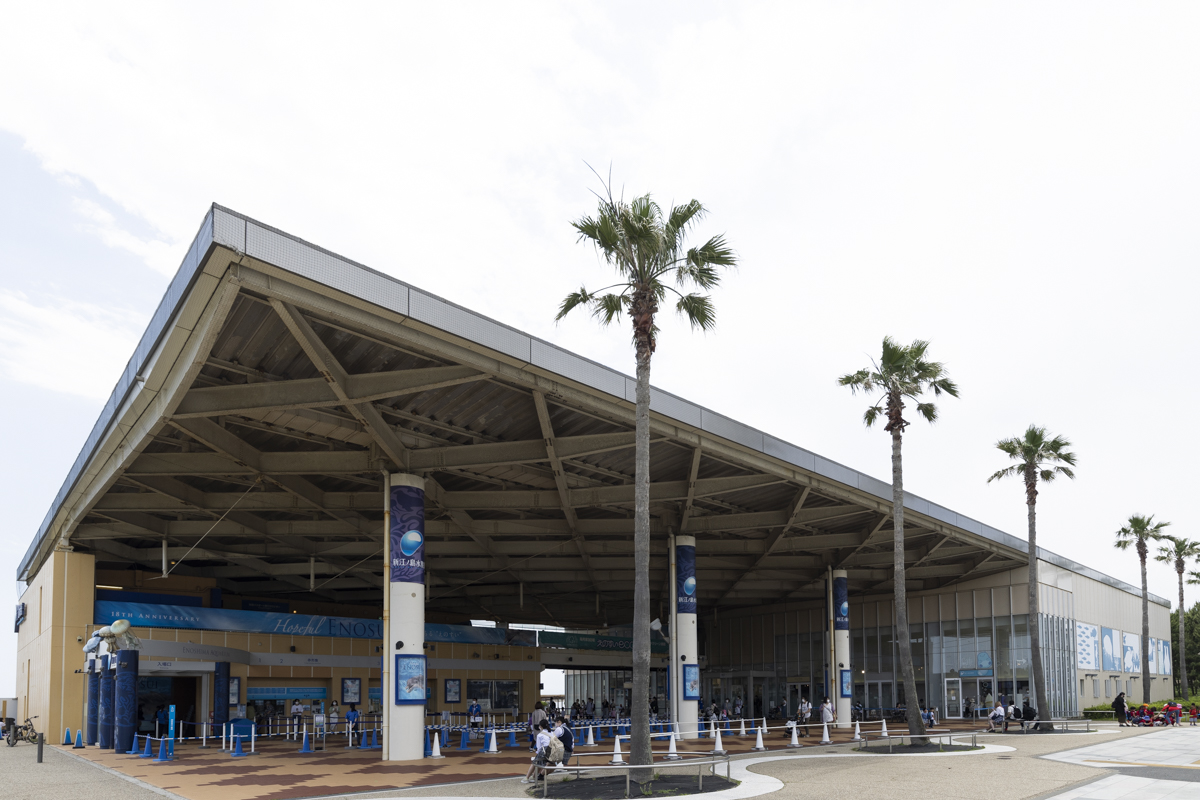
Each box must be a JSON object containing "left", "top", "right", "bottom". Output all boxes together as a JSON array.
[
  {"left": 987, "top": 426, "right": 1076, "bottom": 730},
  {"left": 839, "top": 337, "right": 958, "bottom": 741},
  {"left": 1157, "top": 537, "right": 1200, "bottom": 699},
  {"left": 1115, "top": 514, "right": 1171, "bottom": 704},
  {"left": 558, "top": 175, "right": 736, "bottom": 773}
]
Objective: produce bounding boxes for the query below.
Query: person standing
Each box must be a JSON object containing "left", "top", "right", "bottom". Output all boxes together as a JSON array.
[
  {"left": 799, "top": 697, "right": 812, "bottom": 737},
  {"left": 1112, "top": 692, "right": 1129, "bottom": 727},
  {"left": 528, "top": 701, "right": 547, "bottom": 751},
  {"left": 820, "top": 697, "right": 835, "bottom": 728},
  {"left": 553, "top": 715, "right": 574, "bottom": 766}
]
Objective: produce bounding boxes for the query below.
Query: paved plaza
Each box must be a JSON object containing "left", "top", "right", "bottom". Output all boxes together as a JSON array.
[{"left": 11, "top": 721, "right": 1197, "bottom": 800}]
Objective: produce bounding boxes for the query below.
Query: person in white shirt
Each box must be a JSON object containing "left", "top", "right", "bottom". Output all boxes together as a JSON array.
[
  {"left": 523, "top": 720, "right": 554, "bottom": 783},
  {"left": 987, "top": 703, "right": 1005, "bottom": 732},
  {"left": 820, "top": 697, "right": 835, "bottom": 725},
  {"left": 799, "top": 698, "right": 812, "bottom": 738}
]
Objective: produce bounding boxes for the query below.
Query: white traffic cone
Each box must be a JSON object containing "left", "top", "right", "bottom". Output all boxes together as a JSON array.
[
  {"left": 429, "top": 732, "right": 444, "bottom": 758},
  {"left": 739, "top": 718, "right": 746, "bottom": 736},
  {"left": 665, "top": 730, "right": 682, "bottom": 760},
  {"left": 586, "top": 725, "right": 596, "bottom": 747},
  {"left": 609, "top": 735, "right": 626, "bottom": 765},
  {"left": 852, "top": 720, "right": 862, "bottom": 741},
  {"left": 751, "top": 725, "right": 766, "bottom": 752},
  {"left": 711, "top": 725, "right": 727, "bottom": 755},
  {"left": 673, "top": 721, "right": 681, "bottom": 741},
  {"left": 483, "top": 730, "right": 499, "bottom": 754},
  {"left": 789, "top": 724, "right": 800, "bottom": 748},
  {"left": 820, "top": 722, "right": 831, "bottom": 744},
  {"left": 880, "top": 719, "right": 889, "bottom": 738},
  {"left": 762, "top": 717, "right": 768, "bottom": 733}
]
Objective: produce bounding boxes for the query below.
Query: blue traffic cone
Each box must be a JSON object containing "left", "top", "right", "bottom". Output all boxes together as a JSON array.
[
  {"left": 298, "top": 728, "right": 313, "bottom": 753},
  {"left": 359, "top": 726, "right": 372, "bottom": 750},
  {"left": 507, "top": 728, "right": 518, "bottom": 747},
  {"left": 231, "top": 734, "right": 248, "bottom": 757},
  {"left": 63, "top": 728, "right": 72, "bottom": 745},
  {"left": 424, "top": 727, "right": 432, "bottom": 757},
  {"left": 127, "top": 733, "right": 141, "bottom": 755},
  {"left": 73, "top": 730, "right": 85, "bottom": 749},
  {"left": 154, "top": 738, "right": 170, "bottom": 762},
  {"left": 594, "top": 725, "right": 603, "bottom": 743},
  {"left": 724, "top": 719, "right": 731, "bottom": 732},
  {"left": 139, "top": 735, "right": 154, "bottom": 758},
  {"left": 458, "top": 727, "right": 470, "bottom": 750},
  {"left": 371, "top": 727, "right": 381, "bottom": 750}
]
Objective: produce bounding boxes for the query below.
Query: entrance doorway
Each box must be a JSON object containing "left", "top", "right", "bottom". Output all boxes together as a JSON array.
[
  {"left": 787, "top": 683, "right": 810, "bottom": 716},
  {"left": 866, "top": 681, "right": 894, "bottom": 717},
  {"left": 944, "top": 679, "right": 962, "bottom": 719}
]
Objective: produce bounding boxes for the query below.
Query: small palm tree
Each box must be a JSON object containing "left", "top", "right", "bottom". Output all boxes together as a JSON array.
[
  {"left": 988, "top": 425, "right": 1076, "bottom": 730},
  {"left": 558, "top": 174, "right": 736, "bottom": 772},
  {"left": 1158, "top": 537, "right": 1200, "bottom": 699},
  {"left": 839, "top": 337, "right": 958, "bottom": 741},
  {"left": 1115, "top": 514, "right": 1171, "bottom": 704}
]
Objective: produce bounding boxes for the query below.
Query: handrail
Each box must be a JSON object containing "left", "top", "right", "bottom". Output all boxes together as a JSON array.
[{"left": 540, "top": 754, "right": 733, "bottom": 799}]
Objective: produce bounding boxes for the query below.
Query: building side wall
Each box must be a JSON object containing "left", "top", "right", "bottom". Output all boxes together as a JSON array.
[{"left": 15, "top": 550, "right": 95, "bottom": 737}]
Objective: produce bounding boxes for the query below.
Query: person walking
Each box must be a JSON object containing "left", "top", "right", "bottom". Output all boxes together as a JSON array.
[
  {"left": 820, "top": 697, "right": 835, "bottom": 728},
  {"left": 799, "top": 697, "right": 812, "bottom": 737},
  {"left": 528, "top": 701, "right": 548, "bottom": 752},
  {"left": 1113, "top": 692, "right": 1129, "bottom": 727}
]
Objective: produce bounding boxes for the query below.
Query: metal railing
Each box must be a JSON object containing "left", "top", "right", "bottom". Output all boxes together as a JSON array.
[{"left": 539, "top": 754, "right": 733, "bottom": 799}]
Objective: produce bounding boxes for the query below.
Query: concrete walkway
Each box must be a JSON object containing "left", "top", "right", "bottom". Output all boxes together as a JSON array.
[{"left": 1, "top": 738, "right": 173, "bottom": 800}]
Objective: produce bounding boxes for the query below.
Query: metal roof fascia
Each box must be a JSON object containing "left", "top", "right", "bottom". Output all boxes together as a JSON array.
[{"left": 17, "top": 207, "right": 217, "bottom": 582}]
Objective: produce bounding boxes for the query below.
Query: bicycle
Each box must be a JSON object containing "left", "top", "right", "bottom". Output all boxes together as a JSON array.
[{"left": 5, "top": 716, "right": 38, "bottom": 747}]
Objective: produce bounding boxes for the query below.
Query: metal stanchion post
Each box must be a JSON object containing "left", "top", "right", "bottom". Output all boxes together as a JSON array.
[{"left": 37, "top": 733, "right": 44, "bottom": 763}]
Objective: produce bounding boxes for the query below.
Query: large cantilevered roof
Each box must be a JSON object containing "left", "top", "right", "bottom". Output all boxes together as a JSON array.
[{"left": 19, "top": 205, "right": 1167, "bottom": 622}]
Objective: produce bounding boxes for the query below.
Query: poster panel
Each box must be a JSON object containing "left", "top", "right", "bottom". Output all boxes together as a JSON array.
[
  {"left": 1075, "top": 622, "right": 1099, "bottom": 670},
  {"left": 682, "top": 664, "right": 700, "bottom": 700},
  {"left": 444, "top": 678, "right": 462, "bottom": 704},
  {"left": 1102, "top": 628, "right": 1120, "bottom": 672},
  {"left": 394, "top": 655, "right": 427, "bottom": 705},
  {"left": 342, "top": 678, "right": 362, "bottom": 705},
  {"left": 1123, "top": 632, "right": 1141, "bottom": 673}
]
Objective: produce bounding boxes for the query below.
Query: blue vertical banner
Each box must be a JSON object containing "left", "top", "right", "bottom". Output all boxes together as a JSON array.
[
  {"left": 676, "top": 543, "right": 697, "bottom": 614},
  {"left": 390, "top": 484, "right": 426, "bottom": 584},
  {"left": 833, "top": 575, "right": 849, "bottom": 631},
  {"left": 213, "top": 662, "right": 230, "bottom": 728},
  {"left": 98, "top": 655, "right": 113, "bottom": 749},
  {"left": 86, "top": 662, "right": 99, "bottom": 745},
  {"left": 168, "top": 705, "right": 176, "bottom": 757},
  {"left": 114, "top": 650, "right": 139, "bottom": 754}
]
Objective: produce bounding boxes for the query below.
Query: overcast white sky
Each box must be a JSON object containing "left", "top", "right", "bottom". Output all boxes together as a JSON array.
[{"left": 1, "top": 2, "right": 1198, "bottom": 697}]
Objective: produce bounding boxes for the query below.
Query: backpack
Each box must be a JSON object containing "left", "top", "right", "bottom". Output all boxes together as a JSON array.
[{"left": 547, "top": 733, "right": 565, "bottom": 763}]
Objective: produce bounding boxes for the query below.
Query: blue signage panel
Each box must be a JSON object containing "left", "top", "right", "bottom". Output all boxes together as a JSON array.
[
  {"left": 168, "top": 704, "right": 176, "bottom": 757},
  {"left": 839, "top": 669, "right": 852, "bottom": 698},
  {"left": 395, "top": 655, "right": 427, "bottom": 705},
  {"left": 833, "top": 576, "right": 848, "bottom": 631},
  {"left": 682, "top": 664, "right": 700, "bottom": 700},
  {"left": 390, "top": 484, "right": 426, "bottom": 584},
  {"left": 676, "top": 544, "right": 697, "bottom": 615},
  {"left": 960, "top": 669, "right": 994, "bottom": 678},
  {"left": 95, "top": 601, "right": 383, "bottom": 639},
  {"left": 247, "top": 687, "right": 328, "bottom": 700}
]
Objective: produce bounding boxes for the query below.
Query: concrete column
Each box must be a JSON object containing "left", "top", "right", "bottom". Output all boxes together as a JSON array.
[
  {"left": 386, "top": 473, "right": 426, "bottom": 761},
  {"left": 213, "top": 662, "right": 230, "bottom": 729},
  {"left": 85, "top": 657, "right": 99, "bottom": 745},
  {"left": 98, "top": 655, "right": 114, "bottom": 749},
  {"left": 832, "top": 569, "right": 851, "bottom": 727},
  {"left": 675, "top": 535, "right": 699, "bottom": 738},
  {"left": 114, "top": 650, "right": 139, "bottom": 753}
]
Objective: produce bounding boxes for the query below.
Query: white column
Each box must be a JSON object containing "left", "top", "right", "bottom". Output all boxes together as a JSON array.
[
  {"left": 676, "top": 535, "right": 699, "bottom": 738},
  {"left": 386, "top": 473, "right": 427, "bottom": 761},
  {"left": 833, "top": 569, "right": 851, "bottom": 727}
]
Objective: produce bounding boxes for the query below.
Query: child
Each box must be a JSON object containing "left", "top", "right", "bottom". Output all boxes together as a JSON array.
[{"left": 1190, "top": 704, "right": 1198, "bottom": 726}]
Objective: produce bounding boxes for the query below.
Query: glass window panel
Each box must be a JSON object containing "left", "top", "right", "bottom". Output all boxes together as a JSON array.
[
  {"left": 881, "top": 626, "right": 895, "bottom": 673},
  {"left": 865, "top": 627, "right": 878, "bottom": 673}
]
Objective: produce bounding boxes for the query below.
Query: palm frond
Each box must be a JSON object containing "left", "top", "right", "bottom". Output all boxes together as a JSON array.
[
  {"left": 863, "top": 405, "right": 883, "bottom": 427},
  {"left": 675, "top": 293, "right": 716, "bottom": 331},
  {"left": 915, "top": 402, "right": 937, "bottom": 422},
  {"left": 556, "top": 287, "right": 596, "bottom": 322},
  {"left": 988, "top": 465, "right": 1022, "bottom": 483}
]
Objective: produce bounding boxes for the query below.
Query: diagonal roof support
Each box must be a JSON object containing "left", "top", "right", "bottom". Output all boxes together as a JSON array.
[
  {"left": 533, "top": 391, "right": 599, "bottom": 590},
  {"left": 716, "top": 487, "right": 812, "bottom": 603}
]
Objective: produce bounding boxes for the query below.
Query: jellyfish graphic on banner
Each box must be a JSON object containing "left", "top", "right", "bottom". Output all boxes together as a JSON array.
[
  {"left": 676, "top": 542, "right": 696, "bottom": 614},
  {"left": 390, "top": 484, "right": 425, "bottom": 584}
]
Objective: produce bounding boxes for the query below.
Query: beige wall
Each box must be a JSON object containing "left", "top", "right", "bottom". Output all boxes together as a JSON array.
[{"left": 15, "top": 549, "right": 95, "bottom": 737}]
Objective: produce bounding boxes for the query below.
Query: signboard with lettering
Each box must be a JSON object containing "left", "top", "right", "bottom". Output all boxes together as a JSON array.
[
  {"left": 539, "top": 631, "right": 667, "bottom": 653},
  {"left": 390, "top": 484, "right": 426, "bottom": 584},
  {"left": 676, "top": 544, "right": 697, "bottom": 615}
]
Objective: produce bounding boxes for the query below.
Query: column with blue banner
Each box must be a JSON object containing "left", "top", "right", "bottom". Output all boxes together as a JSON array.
[
  {"left": 114, "top": 650, "right": 139, "bottom": 753},
  {"left": 676, "top": 535, "right": 699, "bottom": 739},
  {"left": 386, "top": 474, "right": 426, "bottom": 761},
  {"left": 832, "top": 569, "right": 851, "bottom": 728},
  {"left": 98, "top": 654, "right": 114, "bottom": 749}
]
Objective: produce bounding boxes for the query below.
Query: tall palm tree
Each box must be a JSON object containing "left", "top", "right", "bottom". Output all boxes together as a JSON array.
[
  {"left": 987, "top": 425, "right": 1076, "bottom": 730},
  {"left": 1157, "top": 537, "right": 1200, "bottom": 699},
  {"left": 839, "top": 337, "right": 958, "bottom": 741},
  {"left": 558, "top": 176, "right": 736, "bottom": 773},
  {"left": 1115, "top": 514, "right": 1171, "bottom": 704}
]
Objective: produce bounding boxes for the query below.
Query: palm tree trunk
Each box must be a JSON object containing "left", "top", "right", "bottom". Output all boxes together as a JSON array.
[
  {"left": 1028, "top": 492, "right": 1053, "bottom": 729},
  {"left": 629, "top": 335, "right": 652, "bottom": 778},
  {"left": 1140, "top": 547, "right": 1151, "bottom": 704},
  {"left": 1179, "top": 569, "right": 1189, "bottom": 700},
  {"left": 891, "top": 429, "right": 926, "bottom": 742}
]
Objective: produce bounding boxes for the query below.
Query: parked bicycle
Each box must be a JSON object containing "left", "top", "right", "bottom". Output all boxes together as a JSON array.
[{"left": 5, "top": 716, "right": 38, "bottom": 746}]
